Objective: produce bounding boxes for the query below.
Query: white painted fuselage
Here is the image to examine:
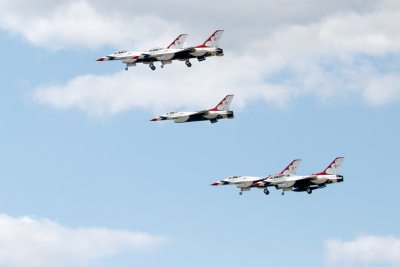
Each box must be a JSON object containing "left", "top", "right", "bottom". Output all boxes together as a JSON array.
[
  {"left": 97, "top": 31, "right": 224, "bottom": 70},
  {"left": 211, "top": 175, "right": 265, "bottom": 192},
  {"left": 151, "top": 95, "right": 235, "bottom": 124},
  {"left": 212, "top": 158, "right": 344, "bottom": 196},
  {"left": 259, "top": 174, "right": 343, "bottom": 188},
  {"left": 152, "top": 110, "right": 234, "bottom": 123}
]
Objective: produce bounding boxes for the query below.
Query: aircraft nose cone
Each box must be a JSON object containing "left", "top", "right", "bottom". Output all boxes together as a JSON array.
[
  {"left": 210, "top": 182, "right": 219, "bottom": 186},
  {"left": 150, "top": 118, "right": 159, "bottom": 121},
  {"left": 96, "top": 57, "right": 105, "bottom": 61}
]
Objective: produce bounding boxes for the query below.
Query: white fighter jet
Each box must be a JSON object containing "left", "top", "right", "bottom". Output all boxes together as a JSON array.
[
  {"left": 96, "top": 30, "right": 224, "bottom": 70},
  {"left": 251, "top": 157, "right": 344, "bottom": 195},
  {"left": 174, "top": 30, "right": 224, "bottom": 67},
  {"left": 96, "top": 33, "right": 188, "bottom": 70},
  {"left": 150, "top": 95, "right": 234, "bottom": 124},
  {"left": 210, "top": 159, "right": 302, "bottom": 195}
]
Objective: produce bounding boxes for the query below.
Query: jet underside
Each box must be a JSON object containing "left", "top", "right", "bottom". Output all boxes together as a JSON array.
[
  {"left": 132, "top": 48, "right": 223, "bottom": 65},
  {"left": 173, "top": 111, "right": 233, "bottom": 123}
]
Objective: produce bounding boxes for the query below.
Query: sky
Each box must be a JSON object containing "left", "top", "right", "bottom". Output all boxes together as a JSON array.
[{"left": 0, "top": 0, "right": 400, "bottom": 266}]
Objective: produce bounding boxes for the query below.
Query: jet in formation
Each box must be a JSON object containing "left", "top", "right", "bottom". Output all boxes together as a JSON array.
[
  {"left": 210, "top": 159, "right": 302, "bottom": 195},
  {"left": 151, "top": 95, "right": 234, "bottom": 123},
  {"left": 96, "top": 30, "right": 224, "bottom": 71},
  {"left": 211, "top": 157, "right": 344, "bottom": 195}
]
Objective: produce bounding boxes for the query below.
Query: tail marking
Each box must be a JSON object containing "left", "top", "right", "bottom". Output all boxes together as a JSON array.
[
  {"left": 314, "top": 157, "right": 344, "bottom": 175},
  {"left": 209, "top": 94, "right": 234, "bottom": 111},
  {"left": 197, "top": 30, "right": 224, "bottom": 48},
  {"left": 167, "top": 34, "right": 188, "bottom": 49},
  {"left": 280, "top": 159, "right": 302, "bottom": 176}
]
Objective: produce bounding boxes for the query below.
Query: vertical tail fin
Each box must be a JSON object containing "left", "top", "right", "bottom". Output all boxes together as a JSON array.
[
  {"left": 280, "top": 159, "right": 302, "bottom": 176},
  {"left": 314, "top": 157, "right": 344, "bottom": 175},
  {"left": 167, "top": 34, "right": 188, "bottom": 49},
  {"left": 197, "top": 30, "right": 224, "bottom": 48},
  {"left": 209, "top": 95, "right": 234, "bottom": 111}
]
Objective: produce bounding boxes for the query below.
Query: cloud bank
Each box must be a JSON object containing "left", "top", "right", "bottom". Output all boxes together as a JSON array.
[
  {"left": 325, "top": 235, "right": 400, "bottom": 266},
  {"left": 0, "top": 0, "right": 181, "bottom": 50},
  {"left": 0, "top": 0, "right": 381, "bottom": 50},
  {"left": 0, "top": 214, "right": 166, "bottom": 267}
]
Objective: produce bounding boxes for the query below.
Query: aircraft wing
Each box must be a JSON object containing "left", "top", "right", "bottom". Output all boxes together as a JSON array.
[
  {"left": 172, "top": 110, "right": 210, "bottom": 123},
  {"left": 193, "top": 110, "right": 210, "bottom": 115},
  {"left": 289, "top": 176, "right": 314, "bottom": 182},
  {"left": 264, "top": 175, "right": 313, "bottom": 187},
  {"left": 140, "top": 47, "right": 196, "bottom": 60},
  {"left": 172, "top": 47, "right": 197, "bottom": 58},
  {"left": 134, "top": 46, "right": 198, "bottom": 64}
]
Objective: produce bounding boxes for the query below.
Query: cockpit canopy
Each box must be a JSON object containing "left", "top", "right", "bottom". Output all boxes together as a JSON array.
[
  {"left": 227, "top": 175, "right": 241, "bottom": 180},
  {"left": 148, "top": 47, "right": 163, "bottom": 52},
  {"left": 165, "top": 111, "right": 177, "bottom": 115},
  {"left": 113, "top": 50, "right": 128, "bottom": 54}
]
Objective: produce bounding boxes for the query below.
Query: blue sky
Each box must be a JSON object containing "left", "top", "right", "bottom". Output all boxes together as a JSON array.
[{"left": 1, "top": 1, "right": 400, "bottom": 266}]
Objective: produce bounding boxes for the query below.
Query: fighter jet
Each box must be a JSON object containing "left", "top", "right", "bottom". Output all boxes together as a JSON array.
[
  {"left": 96, "top": 33, "right": 188, "bottom": 70},
  {"left": 151, "top": 95, "right": 234, "bottom": 124},
  {"left": 210, "top": 159, "right": 302, "bottom": 195},
  {"left": 251, "top": 157, "right": 344, "bottom": 195},
  {"left": 96, "top": 30, "right": 224, "bottom": 70},
  {"left": 174, "top": 30, "right": 224, "bottom": 67}
]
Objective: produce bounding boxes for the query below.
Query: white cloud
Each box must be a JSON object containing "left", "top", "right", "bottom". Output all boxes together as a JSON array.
[
  {"left": 363, "top": 74, "right": 400, "bottom": 106},
  {"left": 325, "top": 235, "right": 400, "bottom": 266},
  {"left": 0, "top": 214, "right": 166, "bottom": 267},
  {"left": 32, "top": 57, "right": 291, "bottom": 116},
  {"left": 0, "top": 0, "right": 181, "bottom": 50},
  {"left": 0, "top": 0, "right": 381, "bottom": 50}
]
